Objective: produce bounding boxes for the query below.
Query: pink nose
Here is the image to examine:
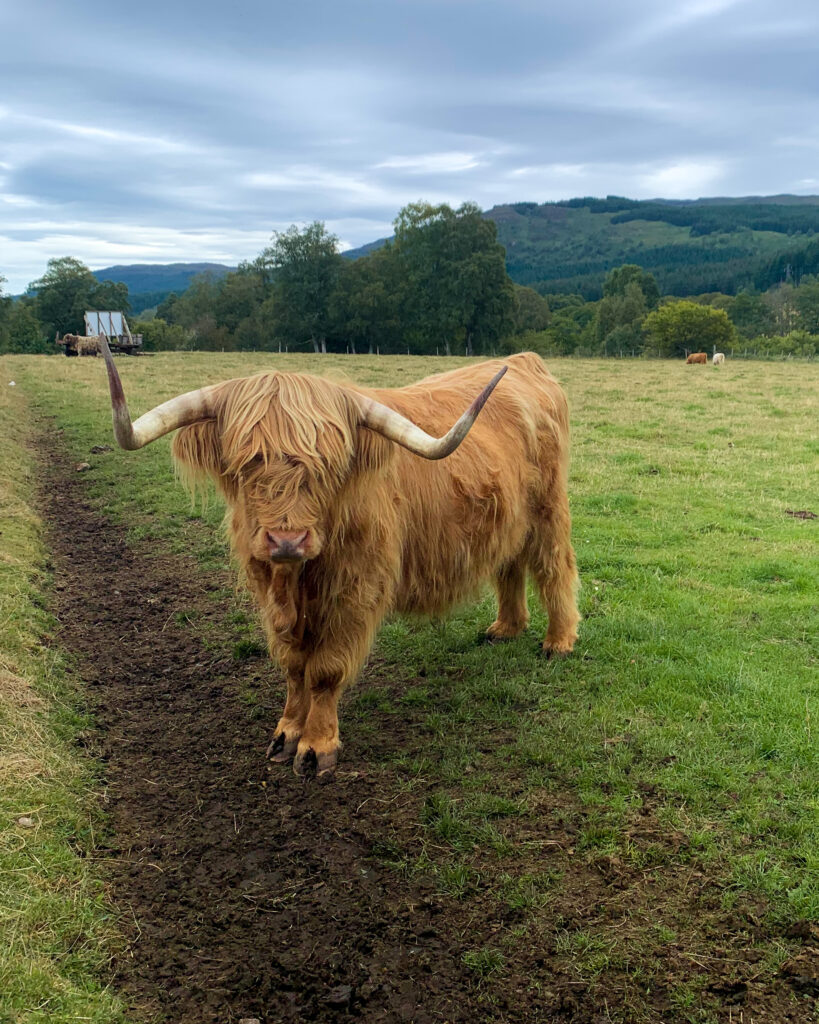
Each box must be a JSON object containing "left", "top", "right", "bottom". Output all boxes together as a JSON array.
[{"left": 266, "top": 529, "right": 309, "bottom": 560}]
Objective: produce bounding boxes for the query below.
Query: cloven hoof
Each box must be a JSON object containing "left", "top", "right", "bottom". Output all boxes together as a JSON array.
[
  {"left": 266, "top": 733, "right": 298, "bottom": 763},
  {"left": 293, "top": 747, "right": 338, "bottom": 780}
]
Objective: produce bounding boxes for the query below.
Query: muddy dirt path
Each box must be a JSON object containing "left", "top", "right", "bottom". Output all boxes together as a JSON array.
[
  {"left": 40, "top": 433, "right": 493, "bottom": 1024},
  {"left": 38, "top": 428, "right": 816, "bottom": 1024}
]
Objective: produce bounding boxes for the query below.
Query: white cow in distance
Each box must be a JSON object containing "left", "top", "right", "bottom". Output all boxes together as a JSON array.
[{"left": 713, "top": 352, "right": 726, "bottom": 366}]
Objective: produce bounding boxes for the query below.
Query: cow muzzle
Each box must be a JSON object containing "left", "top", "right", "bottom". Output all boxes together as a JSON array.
[{"left": 266, "top": 529, "right": 310, "bottom": 562}]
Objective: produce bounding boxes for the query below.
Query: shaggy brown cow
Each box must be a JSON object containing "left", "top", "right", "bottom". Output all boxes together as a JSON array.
[
  {"left": 686, "top": 352, "right": 707, "bottom": 364},
  {"left": 101, "top": 344, "right": 580, "bottom": 777}
]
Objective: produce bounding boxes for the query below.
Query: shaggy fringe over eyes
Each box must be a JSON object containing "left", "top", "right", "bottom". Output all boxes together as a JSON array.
[{"left": 172, "top": 372, "right": 361, "bottom": 522}]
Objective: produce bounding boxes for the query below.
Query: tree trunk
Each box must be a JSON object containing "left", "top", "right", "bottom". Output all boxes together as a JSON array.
[
  {"left": 311, "top": 337, "right": 320, "bottom": 354},
  {"left": 350, "top": 339, "right": 356, "bottom": 354},
  {"left": 320, "top": 337, "right": 327, "bottom": 354},
  {"left": 465, "top": 331, "right": 474, "bottom": 357},
  {"left": 445, "top": 339, "right": 451, "bottom": 356}
]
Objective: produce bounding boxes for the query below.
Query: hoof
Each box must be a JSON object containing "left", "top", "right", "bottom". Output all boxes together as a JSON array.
[
  {"left": 542, "top": 644, "right": 573, "bottom": 660},
  {"left": 479, "top": 631, "right": 512, "bottom": 646},
  {"left": 293, "top": 747, "right": 339, "bottom": 780},
  {"left": 484, "top": 620, "right": 528, "bottom": 645},
  {"left": 266, "top": 732, "right": 299, "bottom": 763}
]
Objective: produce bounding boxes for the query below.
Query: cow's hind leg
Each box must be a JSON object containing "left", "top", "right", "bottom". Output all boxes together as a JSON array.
[
  {"left": 529, "top": 487, "right": 580, "bottom": 658},
  {"left": 485, "top": 556, "right": 530, "bottom": 641}
]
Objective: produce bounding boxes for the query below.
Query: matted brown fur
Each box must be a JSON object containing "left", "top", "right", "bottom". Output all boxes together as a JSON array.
[
  {"left": 686, "top": 352, "right": 708, "bottom": 364},
  {"left": 172, "top": 352, "right": 579, "bottom": 774}
]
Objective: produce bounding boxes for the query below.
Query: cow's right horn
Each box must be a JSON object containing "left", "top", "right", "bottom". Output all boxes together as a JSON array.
[
  {"left": 356, "top": 365, "right": 507, "bottom": 459},
  {"left": 101, "top": 335, "right": 216, "bottom": 449}
]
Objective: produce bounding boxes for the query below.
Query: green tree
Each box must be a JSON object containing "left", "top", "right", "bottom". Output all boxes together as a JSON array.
[
  {"left": 30, "top": 257, "right": 97, "bottom": 337},
  {"left": 157, "top": 292, "right": 180, "bottom": 323},
  {"left": 261, "top": 222, "right": 343, "bottom": 353},
  {"left": 603, "top": 264, "right": 660, "bottom": 309},
  {"left": 29, "top": 257, "right": 130, "bottom": 338},
  {"left": 594, "top": 280, "right": 648, "bottom": 354},
  {"left": 132, "top": 317, "right": 192, "bottom": 352},
  {"left": 392, "top": 201, "right": 515, "bottom": 355},
  {"left": 163, "top": 273, "right": 233, "bottom": 350},
  {"left": 791, "top": 275, "right": 819, "bottom": 334},
  {"left": 215, "top": 266, "right": 268, "bottom": 336},
  {"left": 329, "top": 249, "right": 402, "bottom": 354},
  {"left": 642, "top": 300, "right": 737, "bottom": 357},
  {"left": 763, "top": 284, "right": 798, "bottom": 335},
  {"left": 513, "top": 285, "right": 551, "bottom": 334},
  {"left": 6, "top": 298, "right": 47, "bottom": 354},
  {"left": 593, "top": 265, "right": 660, "bottom": 354},
  {"left": 90, "top": 279, "right": 130, "bottom": 315},
  {"left": 722, "top": 291, "right": 774, "bottom": 339}
]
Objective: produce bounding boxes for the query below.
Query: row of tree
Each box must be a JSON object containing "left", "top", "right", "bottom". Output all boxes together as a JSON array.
[
  {"left": 150, "top": 202, "right": 531, "bottom": 356},
  {"left": 509, "top": 265, "right": 819, "bottom": 358},
  {"left": 3, "top": 200, "right": 819, "bottom": 359}
]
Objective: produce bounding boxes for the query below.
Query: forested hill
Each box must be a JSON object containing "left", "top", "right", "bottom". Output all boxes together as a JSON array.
[
  {"left": 91, "top": 262, "right": 234, "bottom": 313},
  {"left": 343, "top": 194, "right": 819, "bottom": 299},
  {"left": 91, "top": 195, "right": 819, "bottom": 309},
  {"left": 486, "top": 195, "right": 819, "bottom": 299}
]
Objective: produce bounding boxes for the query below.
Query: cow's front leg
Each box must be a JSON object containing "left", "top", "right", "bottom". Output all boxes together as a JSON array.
[
  {"left": 293, "top": 632, "right": 373, "bottom": 779},
  {"left": 266, "top": 668, "right": 308, "bottom": 763},
  {"left": 293, "top": 678, "right": 343, "bottom": 778}
]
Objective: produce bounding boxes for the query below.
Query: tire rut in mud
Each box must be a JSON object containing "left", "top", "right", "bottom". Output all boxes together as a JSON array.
[{"left": 39, "top": 434, "right": 479, "bottom": 1024}]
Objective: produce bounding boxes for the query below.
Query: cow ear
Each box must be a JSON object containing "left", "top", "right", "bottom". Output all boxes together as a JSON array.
[
  {"left": 172, "top": 420, "right": 236, "bottom": 500},
  {"left": 355, "top": 425, "right": 393, "bottom": 475}
]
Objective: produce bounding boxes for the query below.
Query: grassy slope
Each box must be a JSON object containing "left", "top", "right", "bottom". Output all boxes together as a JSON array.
[
  {"left": 3, "top": 351, "right": 818, "bottom": 1019},
  {"left": 0, "top": 367, "right": 126, "bottom": 1024}
]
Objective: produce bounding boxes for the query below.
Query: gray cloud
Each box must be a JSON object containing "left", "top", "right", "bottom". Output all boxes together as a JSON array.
[{"left": 2, "top": 0, "right": 819, "bottom": 291}]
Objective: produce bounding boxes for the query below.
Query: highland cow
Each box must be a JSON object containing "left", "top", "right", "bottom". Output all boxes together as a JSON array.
[
  {"left": 686, "top": 352, "right": 707, "bottom": 364},
  {"left": 101, "top": 343, "right": 579, "bottom": 777}
]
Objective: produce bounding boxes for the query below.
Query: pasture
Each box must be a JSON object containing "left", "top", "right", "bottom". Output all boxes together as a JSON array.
[{"left": 1, "top": 352, "right": 817, "bottom": 1023}]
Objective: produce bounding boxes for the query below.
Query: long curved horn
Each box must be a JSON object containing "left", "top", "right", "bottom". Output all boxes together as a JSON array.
[
  {"left": 101, "top": 335, "right": 216, "bottom": 450},
  {"left": 356, "top": 365, "right": 507, "bottom": 459}
]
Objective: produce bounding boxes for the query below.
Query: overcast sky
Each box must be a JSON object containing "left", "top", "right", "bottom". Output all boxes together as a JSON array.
[{"left": 2, "top": 0, "right": 819, "bottom": 292}]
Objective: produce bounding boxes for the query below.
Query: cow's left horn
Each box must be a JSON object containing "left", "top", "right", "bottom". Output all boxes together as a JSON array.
[
  {"left": 356, "top": 365, "right": 507, "bottom": 459},
  {"left": 101, "top": 335, "right": 216, "bottom": 449}
]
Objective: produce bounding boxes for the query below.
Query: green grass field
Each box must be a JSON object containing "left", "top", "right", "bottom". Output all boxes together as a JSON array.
[
  {"left": 1, "top": 351, "right": 817, "bottom": 1022},
  {"left": 0, "top": 376, "right": 127, "bottom": 1023}
]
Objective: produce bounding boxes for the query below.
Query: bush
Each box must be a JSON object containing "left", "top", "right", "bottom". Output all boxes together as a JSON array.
[
  {"left": 742, "top": 331, "right": 819, "bottom": 359},
  {"left": 133, "top": 318, "right": 193, "bottom": 351}
]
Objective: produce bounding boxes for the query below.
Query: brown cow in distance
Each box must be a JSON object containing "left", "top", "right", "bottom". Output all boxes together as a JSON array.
[
  {"left": 686, "top": 352, "right": 707, "bottom": 364},
  {"left": 101, "top": 346, "right": 580, "bottom": 777}
]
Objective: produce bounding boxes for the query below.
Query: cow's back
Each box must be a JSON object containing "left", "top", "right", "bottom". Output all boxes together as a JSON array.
[{"left": 361, "top": 353, "right": 569, "bottom": 615}]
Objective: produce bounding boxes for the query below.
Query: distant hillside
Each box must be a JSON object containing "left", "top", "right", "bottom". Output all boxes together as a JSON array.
[
  {"left": 92, "top": 262, "right": 234, "bottom": 314},
  {"left": 342, "top": 238, "right": 390, "bottom": 260},
  {"left": 347, "top": 195, "right": 819, "bottom": 299}
]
